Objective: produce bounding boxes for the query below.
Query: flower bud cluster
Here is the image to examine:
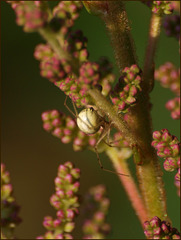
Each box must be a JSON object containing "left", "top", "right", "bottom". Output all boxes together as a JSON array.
[
  {"left": 152, "top": 1, "right": 173, "bottom": 14},
  {"left": 41, "top": 109, "right": 101, "bottom": 151},
  {"left": 163, "top": 14, "right": 180, "bottom": 40},
  {"left": 64, "top": 30, "right": 88, "bottom": 62},
  {"left": 166, "top": 97, "right": 180, "bottom": 120},
  {"left": 37, "top": 162, "right": 80, "bottom": 239},
  {"left": 152, "top": 129, "right": 180, "bottom": 195},
  {"left": 35, "top": 38, "right": 115, "bottom": 107},
  {"left": 7, "top": 1, "right": 82, "bottom": 34},
  {"left": 34, "top": 44, "right": 72, "bottom": 83},
  {"left": 7, "top": 1, "right": 49, "bottom": 32},
  {"left": 155, "top": 62, "right": 180, "bottom": 95},
  {"left": 142, "top": 1, "right": 173, "bottom": 14},
  {"left": 110, "top": 64, "right": 142, "bottom": 113},
  {"left": 155, "top": 62, "right": 180, "bottom": 120},
  {"left": 1, "top": 163, "right": 21, "bottom": 238},
  {"left": 82, "top": 185, "right": 110, "bottom": 239},
  {"left": 144, "top": 216, "right": 180, "bottom": 239},
  {"left": 51, "top": 1, "right": 82, "bottom": 34}
]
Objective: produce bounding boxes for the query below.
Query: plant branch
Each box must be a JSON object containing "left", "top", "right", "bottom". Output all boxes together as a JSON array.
[
  {"left": 100, "top": 1, "right": 137, "bottom": 71},
  {"left": 106, "top": 147, "right": 148, "bottom": 226},
  {"left": 143, "top": 13, "right": 163, "bottom": 93}
]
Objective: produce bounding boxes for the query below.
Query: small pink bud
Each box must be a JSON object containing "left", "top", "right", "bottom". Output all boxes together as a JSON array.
[
  {"left": 57, "top": 210, "right": 64, "bottom": 219},
  {"left": 153, "top": 131, "right": 162, "bottom": 140},
  {"left": 53, "top": 219, "right": 62, "bottom": 227},
  {"left": 41, "top": 112, "right": 50, "bottom": 121},
  {"left": 66, "top": 190, "right": 73, "bottom": 198},
  {"left": 66, "top": 209, "right": 75, "bottom": 220},
  {"left": 162, "top": 131, "right": 172, "bottom": 142},
  {"left": 61, "top": 135, "right": 72, "bottom": 144},
  {"left": 54, "top": 177, "right": 62, "bottom": 186},
  {"left": 171, "top": 144, "right": 180, "bottom": 157},
  {"left": 56, "top": 190, "right": 65, "bottom": 198},
  {"left": 43, "top": 216, "right": 53, "bottom": 228},
  {"left": 64, "top": 174, "right": 73, "bottom": 183},
  {"left": 43, "top": 122, "right": 52, "bottom": 131}
]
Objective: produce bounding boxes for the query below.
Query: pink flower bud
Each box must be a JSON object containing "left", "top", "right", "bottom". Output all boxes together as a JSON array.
[
  {"left": 57, "top": 210, "right": 64, "bottom": 219},
  {"left": 153, "top": 131, "right": 162, "bottom": 140}
]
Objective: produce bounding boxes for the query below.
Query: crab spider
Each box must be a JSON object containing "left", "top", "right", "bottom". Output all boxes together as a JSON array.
[{"left": 64, "top": 96, "right": 129, "bottom": 177}]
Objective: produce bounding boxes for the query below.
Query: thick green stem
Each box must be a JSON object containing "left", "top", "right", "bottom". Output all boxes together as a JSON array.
[
  {"left": 90, "top": 1, "right": 168, "bottom": 220},
  {"left": 88, "top": 87, "right": 167, "bottom": 221},
  {"left": 100, "top": 1, "right": 137, "bottom": 71},
  {"left": 143, "top": 13, "right": 163, "bottom": 92},
  {"left": 105, "top": 147, "right": 148, "bottom": 226}
]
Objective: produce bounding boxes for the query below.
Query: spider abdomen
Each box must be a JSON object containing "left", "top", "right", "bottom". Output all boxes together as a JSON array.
[{"left": 77, "top": 107, "right": 102, "bottom": 134}]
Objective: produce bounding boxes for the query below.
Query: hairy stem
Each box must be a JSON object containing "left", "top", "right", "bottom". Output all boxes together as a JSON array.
[
  {"left": 90, "top": 1, "right": 168, "bottom": 220},
  {"left": 106, "top": 147, "right": 148, "bottom": 226},
  {"left": 143, "top": 13, "right": 163, "bottom": 92},
  {"left": 100, "top": 1, "right": 137, "bottom": 71},
  {"left": 88, "top": 87, "right": 167, "bottom": 220}
]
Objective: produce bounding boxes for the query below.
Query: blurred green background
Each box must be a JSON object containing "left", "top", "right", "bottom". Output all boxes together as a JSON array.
[{"left": 1, "top": 1, "right": 180, "bottom": 239}]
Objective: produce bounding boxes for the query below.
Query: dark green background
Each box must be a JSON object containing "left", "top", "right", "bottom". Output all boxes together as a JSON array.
[{"left": 1, "top": 1, "right": 180, "bottom": 239}]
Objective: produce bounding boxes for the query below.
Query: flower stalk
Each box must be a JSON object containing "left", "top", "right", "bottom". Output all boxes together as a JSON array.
[
  {"left": 143, "top": 13, "right": 163, "bottom": 92},
  {"left": 87, "top": 1, "right": 168, "bottom": 222},
  {"left": 105, "top": 147, "right": 148, "bottom": 226}
]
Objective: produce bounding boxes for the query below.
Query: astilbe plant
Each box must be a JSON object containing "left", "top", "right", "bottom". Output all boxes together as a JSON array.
[{"left": 2, "top": 1, "right": 180, "bottom": 239}]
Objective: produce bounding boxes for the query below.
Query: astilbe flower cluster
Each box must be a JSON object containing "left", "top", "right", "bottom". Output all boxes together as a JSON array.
[
  {"left": 82, "top": 185, "right": 110, "bottom": 239},
  {"left": 35, "top": 39, "right": 115, "bottom": 107},
  {"left": 152, "top": 129, "right": 180, "bottom": 195},
  {"left": 144, "top": 216, "right": 180, "bottom": 239},
  {"left": 152, "top": 1, "right": 173, "bottom": 14},
  {"left": 110, "top": 64, "right": 142, "bottom": 113},
  {"left": 37, "top": 162, "right": 80, "bottom": 239},
  {"left": 155, "top": 62, "right": 180, "bottom": 120},
  {"left": 7, "top": 1, "right": 82, "bottom": 34},
  {"left": 1, "top": 163, "right": 21, "bottom": 239},
  {"left": 142, "top": 1, "right": 174, "bottom": 14},
  {"left": 163, "top": 14, "right": 180, "bottom": 40},
  {"left": 7, "top": 1, "right": 49, "bottom": 32},
  {"left": 51, "top": 1, "right": 82, "bottom": 34}
]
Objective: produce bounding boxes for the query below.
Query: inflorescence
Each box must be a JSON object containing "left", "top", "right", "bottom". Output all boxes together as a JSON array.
[
  {"left": 110, "top": 64, "right": 142, "bottom": 113},
  {"left": 155, "top": 62, "right": 180, "bottom": 120},
  {"left": 144, "top": 216, "right": 180, "bottom": 239},
  {"left": 152, "top": 129, "right": 180, "bottom": 195},
  {"left": 142, "top": 1, "right": 174, "bottom": 14},
  {"left": 1, "top": 163, "right": 21, "bottom": 239},
  {"left": 37, "top": 162, "right": 80, "bottom": 239},
  {"left": 82, "top": 185, "right": 110, "bottom": 239}
]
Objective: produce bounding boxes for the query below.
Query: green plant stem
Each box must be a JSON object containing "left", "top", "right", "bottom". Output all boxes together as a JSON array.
[
  {"left": 143, "top": 13, "right": 163, "bottom": 92},
  {"left": 90, "top": 1, "right": 168, "bottom": 221},
  {"left": 99, "top": 1, "right": 137, "bottom": 71},
  {"left": 88, "top": 88, "right": 167, "bottom": 221},
  {"left": 105, "top": 147, "right": 148, "bottom": 226}
]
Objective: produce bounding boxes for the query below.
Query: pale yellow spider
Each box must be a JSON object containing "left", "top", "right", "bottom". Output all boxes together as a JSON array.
[{"left": 64, "top": 96, "right": 129, "bottom": 177}]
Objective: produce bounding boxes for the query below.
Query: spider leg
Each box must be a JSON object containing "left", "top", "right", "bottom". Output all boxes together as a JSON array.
[
  {"left": 94, "top": 124, "right": 129, "bottom": 177},
  {"left": 64, "top": 95, "right": 77, "bottom": 118}
]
